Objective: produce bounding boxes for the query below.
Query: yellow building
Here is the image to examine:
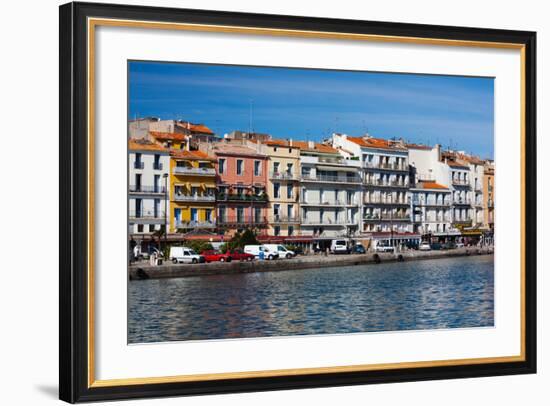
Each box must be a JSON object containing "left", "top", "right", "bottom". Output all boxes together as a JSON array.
[
  {"left": 258, "top": 139, "right": 302, "bottom": 237},
  {"left": 169, "top": 150, "right": 217, "bottom": 232},
  {"left": 483, "top": 162, "right": 495, "bottom": 229}
]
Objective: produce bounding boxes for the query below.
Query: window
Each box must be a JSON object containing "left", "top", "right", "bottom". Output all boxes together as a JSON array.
[
  {"left": 137, "top": 224, "right": 144, "bottom": 233},
  {"left": 153, "top": 154, "right": 161, "bottom": 170},
  {"left": 254, "top": 207, "right": 261, "bottom": 223},
  {"left": 274, "top": 226, "right": 280, "bottom": 236},
  {"left": 191, "top": 186, "right": 199, "bottom": 196},
  {"left": 154, "top": 174, "right": 160, "bottom": 193},
  {"left": 287, "top": 185, "right": 293, "bottom": 199},
  {"left": 135, "top": 173, "right": 142, "bottom": 191},
  {"left": 237, "top": 207, "right": 244, "bottom": 222},
  {"left": 236, "top": 159, "right": 243, "bottom": 175},
  {"left": 286, "top": 163, "right": 293, "bottom": 174},
  {"left": 148, "top": 224, "right": 155, "bottom": 233},
  {"left": 135, "top": 198, "right": 142, "bottom": 217},
  {"left": 218, "top": 158, "right": 226, "bottom": 174},
  {"left": 273, "top": 162, "right": 280, "bottom": 174},
  {"left": 273, "top": 204, "right": 280, "bottom": 218},
  {"left": 134, "top": 153, "right": 143, "bottom": 169},
  {"left": 154, "top": 199, "right": 160, "bottom": 218},
  {"left": 274, "top": 183, "right": 281, "bottom": 198},
  {"left": 254, "top": 160, "right": 261, "bottom": 176},
  {"left": 190, "top": 208, "right": 198, "bottom": 221},
  {"left": 288, "top": 226, "right": 294, "bottom": 236},
  {"left": 218, "top": 206, "right": 226, "bottom": 222},
  {"left": 287, "top": 204, "right": 293, "bottom": 219},
  {"left": 205, "top": 209, "right": 212, "bottom": 222}
]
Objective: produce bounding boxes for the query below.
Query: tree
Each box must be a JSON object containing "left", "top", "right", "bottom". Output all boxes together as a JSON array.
[{"left": 183, "top": 240, "right": 213, "bottom": 254}]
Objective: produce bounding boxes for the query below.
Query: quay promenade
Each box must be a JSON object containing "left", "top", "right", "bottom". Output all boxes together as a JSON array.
[{"left": 129, "top": 247, "right": 494, "bottom": 280}]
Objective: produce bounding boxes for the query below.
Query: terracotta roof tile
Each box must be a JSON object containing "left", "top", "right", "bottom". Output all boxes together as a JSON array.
[
  {"left": 292, "top": 141, "right": 338, "bottom": 154},
  {"left": 128, "top": 139, "right": 169, "bottom": 152},
  {"left": 170, "top": 149, "right": 215, "bottom": 161},
  {"left": 150, "top": 131, "right": 188, "bottom": 142},
  {"left": 418, "top": 181, "right": 448, "bottom": 190},
  {"left": 347, "top": 136, "right": 406, "bottom": 151}
]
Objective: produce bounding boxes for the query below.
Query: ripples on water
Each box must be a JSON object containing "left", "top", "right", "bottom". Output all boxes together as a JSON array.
[{"left": 128, "top": 255, "right": 494, "bottom": 343}]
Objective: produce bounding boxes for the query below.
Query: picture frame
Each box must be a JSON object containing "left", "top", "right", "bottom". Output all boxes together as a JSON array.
[{"left": 59, "top": 1, "right": 537, "bottom": 403}]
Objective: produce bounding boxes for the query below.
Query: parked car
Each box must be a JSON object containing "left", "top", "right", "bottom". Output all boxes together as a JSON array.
[
  {"left": 442, "top": 242, "right": 457, "bottom": 250},
  {"left": 263, "top": 244, "right": 295, "bottom": 259},
  {"left": 244, "top": 245, "right": 279, "bottom": 260},
  {"left": 226, "top": 249, "right": 255, "bottom": 262},
  {"left": 431, "top": 242, "right": 443, "bottom": 250},
  {"left": 375, "top": 243, "right": 395, "bottom": 253},
  {"left": 169, "top": 247, "right": 204, "bottom": 264},
  {"left": 351, "top": 244, "right": 366, "bottom": 254},
  {"left": 331, "top": 239, "right": 350, "bottom": 254},
  {"left": 419, "top": 242, "right": 432, "bottom": 251},
  {"left": 201, "top": 250, "right": 232, "bottom": 263}
]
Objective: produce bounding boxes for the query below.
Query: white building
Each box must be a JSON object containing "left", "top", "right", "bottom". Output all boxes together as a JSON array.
[
  {"left": 128, "top": 139, "right": 170, "bottom": 236},
  {"left": 331, "top": 134, "right": 412, "bottom": 237},
  {"left": 410, "top": 181, "right": 455, "bottom": 238},
  {"left": 294, "top": 141, "right": 362, "bottom": 239}
]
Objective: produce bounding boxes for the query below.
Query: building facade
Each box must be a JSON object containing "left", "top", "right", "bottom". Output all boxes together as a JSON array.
[
  {"left": 410, "top": 181, "right": 454, "bottom": 238},
  {"left": 128, "top": 139, "right": 170, "bottom": 236},
  {"left": 294, "top": 141, "right": 362, "bottom": 240},
  {"left": 331, "top": 134, "right": 412, "bottom": 239},
  {"left": 169, "top": 150, "right": 217, "bottom": 233},
  {"left": 483, "top": 161, "right": 495, "bottom": 229},
  {"left": 260, "top": 139, "right": 302, "bottom": 237},
  {"left": 209, "top": 142, "right": 269, "bottom": 237}
]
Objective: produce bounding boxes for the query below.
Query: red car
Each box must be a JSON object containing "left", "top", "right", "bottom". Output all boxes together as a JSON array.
[
  {"left": 201, "top": 250, "right": 232, "bottom": 263},
  {"left": 227, "top": 249, "right": 255, "bottom": 262}
]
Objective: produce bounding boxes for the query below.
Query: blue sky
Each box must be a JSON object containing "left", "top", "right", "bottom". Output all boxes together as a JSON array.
[{"left": 129, "top": 61, "right": 494, "bottom": 159}]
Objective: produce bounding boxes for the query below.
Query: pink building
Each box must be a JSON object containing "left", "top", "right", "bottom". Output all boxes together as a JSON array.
[{"left": 211, "top": 143, "right": 268, "bottom": 236}]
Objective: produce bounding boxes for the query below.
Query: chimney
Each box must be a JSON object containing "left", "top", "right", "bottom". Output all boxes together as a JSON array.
[
  {"left": 308, "top": 140, "right": 314, "bottom": 149},
  {"left": 435, "top": 144, "right": 441, "bottom": 160},
  {"left": 289, "top": 139, "right": 293, "bottom": 147}
]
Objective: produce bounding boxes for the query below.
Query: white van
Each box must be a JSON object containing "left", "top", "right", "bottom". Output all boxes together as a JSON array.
[
  {"left": 169, "top": 246, "right": 203, "bottom": 264},
  {"left": 330, "top": 239, "right": 350, "bottom": 254},
  {"left": 244, "top": 245, "right": 279, "bottom": 260},
  {"left": 263, "top": 244, "right": 295, "bottom": 259}
]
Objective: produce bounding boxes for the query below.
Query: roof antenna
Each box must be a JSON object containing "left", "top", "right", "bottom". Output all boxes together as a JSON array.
[{"left": 248, "top": 98, "right": 254, "bottom": 134}]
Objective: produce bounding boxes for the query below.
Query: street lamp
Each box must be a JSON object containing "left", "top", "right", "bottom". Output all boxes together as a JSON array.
[{"left": 163, "top": 173, "right": 169, "bottom": 251}]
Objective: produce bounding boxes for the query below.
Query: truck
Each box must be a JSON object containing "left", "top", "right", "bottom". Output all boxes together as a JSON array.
[{"left": 244, "top": 245, "right": 279, "bottom": 260}]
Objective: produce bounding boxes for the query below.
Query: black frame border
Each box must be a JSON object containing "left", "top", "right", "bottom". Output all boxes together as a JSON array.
[{"left": 59, "top": 2, "right": 537, "bottom": 403}]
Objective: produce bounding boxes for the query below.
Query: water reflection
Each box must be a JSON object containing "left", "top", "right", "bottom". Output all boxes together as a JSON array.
[{"left": 129, "top": 255, "right": 494, "bottom": 343}]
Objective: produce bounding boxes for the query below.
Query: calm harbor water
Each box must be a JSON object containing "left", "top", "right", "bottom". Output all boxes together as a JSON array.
[{"left": 128, "top": 255, "right": 494, "bottom": 344}]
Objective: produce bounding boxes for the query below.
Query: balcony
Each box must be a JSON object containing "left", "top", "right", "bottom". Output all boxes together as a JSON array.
[
  {"left": 153, "top": 162, "right": 163, "bottom": 170},
  {"left": 269, "top": 216, "right": 301, "bottom": 224},
  {"left": 217, "top": 216, "right": 268, "bottom": 227},
  {"left": 451, "top": 179, "right": 470, "bottom": 187},
  {"left": 270, "top": 171, "right": 300, "bottom": 181},
  {"left": 174, "top": 194, "right": 215, "bottom": 202},
  {"left": 452, "top": 199, "right": 472, "bottom": 206},
  {"left": 301, "top": 218, "right": 354, "bottom": 226},
  {"left": 364, "top": 199, "right": 409, "bottom": 206},
  {"left": 128, "top": 211, "right": 166, "bottom": 223},
  {"left": 129, "top": 185, "right": 167, "bottom": 194},
  {"left": 364, "top": 179, "right": 409, "bottom": 188},
  {"left": 488, "top": 200, "right": 495, "bottom": 208},
  {"left": 363, "top": 214, "right": 411, "bottom": 222},
  {"left": 301, "top": 200, "right": 358, "bottom": 207},
  {"left": 216, "top": 193, "right": 268, "bottom": 203},
  {"left": 301, "top": 174, "right": 362, "bottom": 184},
  {"left": 133, "top": 161, "right": 144, "bottom": 169},
  {"left": 173, "top": 166, "right": 216, "bottom": 176},
  {"left": 364, "top": 162, "right": 409, "bottom": 172},
  {"left": 175, "top": 220, "right": 216, "bottom": 229},
  {"left": 414, "top": 200, "right": 451, "bottom": 207}
]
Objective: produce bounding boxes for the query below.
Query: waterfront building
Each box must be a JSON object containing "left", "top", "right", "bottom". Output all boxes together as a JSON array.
[
  {"left": 169, "top": 149, "right": 217, "bottom": 232},
  {"left": 483, "top": 161, "right": 495, "bottom": 229},
  {"left": 207, "top": 141, "right": 269, "bottom": 236},
  {"left": 129, "top": 117, "right": 219, "bottom": 147},
  {"left": 410, "top": 181, "right": 454, "bottom": 239},
  {"left": 128, "top": 139, "right": 170, "bottom": 237},
  {"left": 260, "top": 139, "right": 302, "bottom": 237},
  {"left": 293, "top": 140, "right": 362, "bottom": 241},
  {"left": 331, "top": 134, "right": 412, "bottom": 239}
]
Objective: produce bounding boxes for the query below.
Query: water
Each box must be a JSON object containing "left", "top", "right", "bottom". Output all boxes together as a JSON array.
[{"left": 128, "top": 255, "right": 494, "bottom": 344}]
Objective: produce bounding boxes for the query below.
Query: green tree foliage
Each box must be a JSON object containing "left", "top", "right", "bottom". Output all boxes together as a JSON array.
[
  {"left": 223, "top": 229, "right": 260, "bottom": 251},
  {"left": 182, "top": 240, "right": 213, "bottom": 254}
]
